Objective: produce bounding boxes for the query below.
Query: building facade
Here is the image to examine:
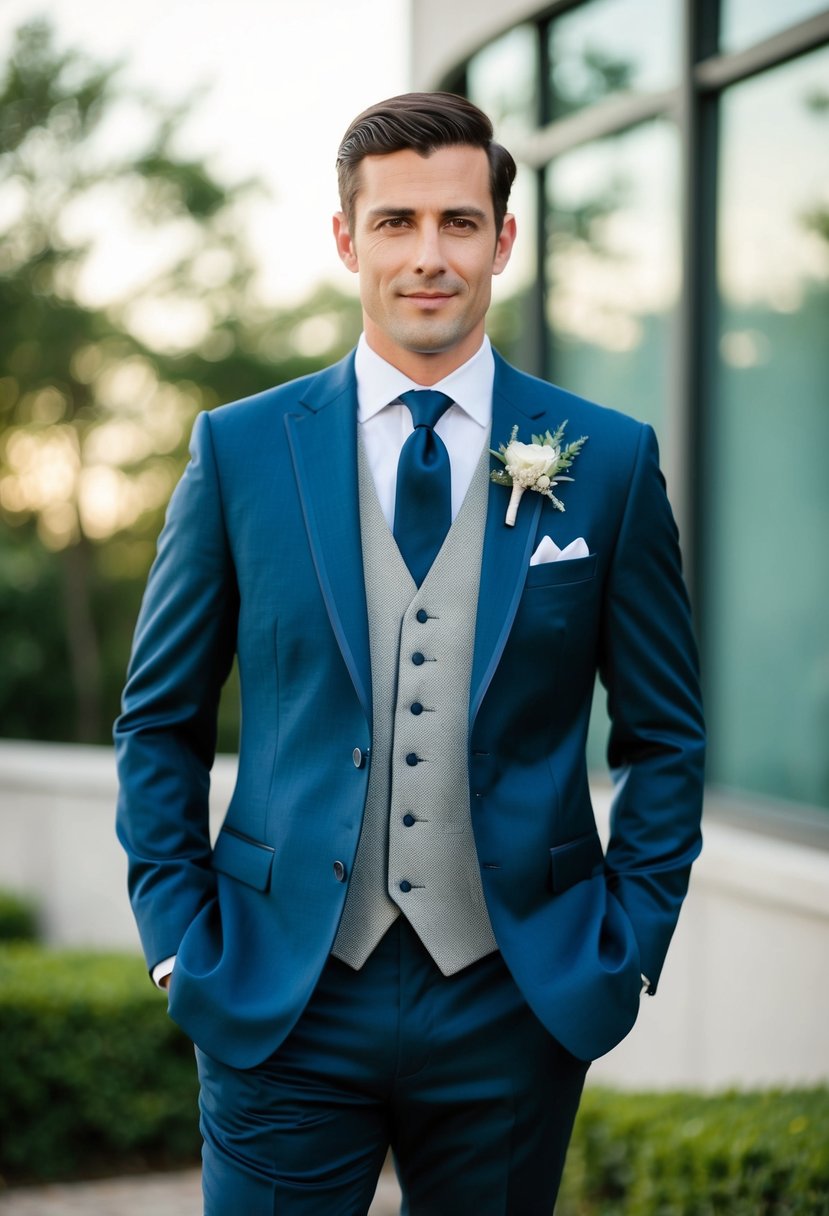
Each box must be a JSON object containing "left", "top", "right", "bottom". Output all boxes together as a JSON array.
[{"left": 411, "top": 0, "right": 829, "bottom": 837}]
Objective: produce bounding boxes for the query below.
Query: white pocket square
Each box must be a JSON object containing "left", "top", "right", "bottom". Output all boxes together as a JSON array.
[{"left": 529, "top": 535, "right": 590, "bottom": 566}]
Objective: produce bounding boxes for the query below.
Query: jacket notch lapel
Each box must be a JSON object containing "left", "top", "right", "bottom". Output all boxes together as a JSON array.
[
  {"left": 285, "top": 355, "right": 372, "bottom": 721},
  {"left": 469, "top": 354, "right": 547, "bottom": 726}
]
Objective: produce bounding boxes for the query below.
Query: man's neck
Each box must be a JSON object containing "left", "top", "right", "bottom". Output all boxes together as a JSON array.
[{"left": 362, "top": 326, "right": 487, "bottom": 386}]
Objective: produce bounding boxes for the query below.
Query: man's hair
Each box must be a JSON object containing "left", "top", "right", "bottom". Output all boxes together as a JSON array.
[{"left": 336, "top": 92, "right": 517, "bottom": 237}]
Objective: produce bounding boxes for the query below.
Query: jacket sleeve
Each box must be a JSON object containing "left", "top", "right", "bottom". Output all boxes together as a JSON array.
[
  {"left": 599, "top": 423, "right": 705, "bottom": 993},
  {"left": 114, "top": 411, "right": 239, "bottom": 973}
]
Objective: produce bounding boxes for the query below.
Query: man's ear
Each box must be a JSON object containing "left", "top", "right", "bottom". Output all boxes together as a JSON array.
[
  {"left": 493, "top": 213, "right": 517, "bottom": 276},
  {"left": 333, "top": 212, "right": 359, "bottom": 273}
]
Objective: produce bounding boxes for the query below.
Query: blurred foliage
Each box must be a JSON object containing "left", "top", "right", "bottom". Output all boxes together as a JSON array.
[
  {"left": 0, "top": 889, "right": 39, "bottom": 942},
  {"left": 0, "top": 19, "right": 361, "bottom": 748},
  {"left": 0, "top": 943, "right": 200, "bottom": 1183},
  {"left": 558, "top": 1086, "right": 829, "bottom": 1215}
]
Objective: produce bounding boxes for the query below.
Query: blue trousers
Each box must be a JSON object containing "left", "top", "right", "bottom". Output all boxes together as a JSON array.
[{"left": 196, "top": 919, "right": 589, "bottom": 1214}]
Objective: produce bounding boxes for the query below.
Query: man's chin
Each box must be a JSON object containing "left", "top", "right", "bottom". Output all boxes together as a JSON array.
[{"left": 388, "top": 320, "right": 467, "bottom": 357}]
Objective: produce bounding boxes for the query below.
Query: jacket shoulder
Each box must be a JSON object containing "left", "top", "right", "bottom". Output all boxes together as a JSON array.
[
  {"left": 204, "top": 351, "right": 355, "bottom": 437},
  {"left": 493, "top": 352, "right": 648, "bottom": 449}
]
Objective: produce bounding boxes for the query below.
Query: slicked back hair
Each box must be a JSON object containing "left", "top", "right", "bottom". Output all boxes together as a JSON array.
[{"left": 336, "top": 92, "right": 517, "bottom": 237}]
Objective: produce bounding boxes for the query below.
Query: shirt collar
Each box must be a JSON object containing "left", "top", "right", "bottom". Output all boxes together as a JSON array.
[{"left": 355, "top": 333, "right": 494, "bottom": 428}]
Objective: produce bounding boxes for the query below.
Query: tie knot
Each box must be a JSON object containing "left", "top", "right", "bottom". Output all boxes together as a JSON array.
[{"left": 399, "top": 389, "right": 453, "bottom": 431}]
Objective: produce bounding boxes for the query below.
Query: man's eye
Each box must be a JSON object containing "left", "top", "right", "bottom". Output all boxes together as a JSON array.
[
  {"left": 380, "top": 217, "right": 408, "bottom": 228},
  {"left": 447, "top": 218, "right": 474, "bottom": 230}
]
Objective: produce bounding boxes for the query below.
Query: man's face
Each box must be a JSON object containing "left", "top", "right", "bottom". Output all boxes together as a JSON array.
[{"left": 333, "top": 145, "right": 515, "bottom": 379}]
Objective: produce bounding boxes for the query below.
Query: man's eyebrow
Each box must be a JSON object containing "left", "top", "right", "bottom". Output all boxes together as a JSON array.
[
  {"left": 441, "top": 206, "right": 488, "bottom": 222},
  {"left": 365, "top": 206, "right": 416, "bottom": 220},
  {"left": 364, "top": 205, "right": 489, "bottom": 222}
]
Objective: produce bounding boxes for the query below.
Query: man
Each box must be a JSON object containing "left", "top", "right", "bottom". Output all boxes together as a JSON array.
[{"left": 116, "top": 93, "right": 704, "bottom": 1214}]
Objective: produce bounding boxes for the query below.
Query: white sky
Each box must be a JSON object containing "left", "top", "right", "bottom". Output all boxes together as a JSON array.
[{"left": 0, "top": 0, "right": 411, "bottom": 305}]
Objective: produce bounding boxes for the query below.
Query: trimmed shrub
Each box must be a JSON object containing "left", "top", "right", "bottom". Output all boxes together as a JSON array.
[
  {"left": 1, "top": 940, "right": 827, "bottom": 1210},
  {"left": 559, "top": 1086, "right": 829, "bottom": 1215},
  {"left": 0, "top": 890, "right": 39, "bottom": 943},
  {"left": 0, "top": 944, "right": 200, "bottom": 1185}
]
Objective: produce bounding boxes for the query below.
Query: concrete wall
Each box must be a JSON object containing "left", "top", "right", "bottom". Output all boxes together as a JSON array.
[{"left": 1, "top": 739, "right": 827, "bottom": 1091}]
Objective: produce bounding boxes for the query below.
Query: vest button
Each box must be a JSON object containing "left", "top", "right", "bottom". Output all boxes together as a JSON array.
[
  {"left": 405, "top": 752, "right": 419, "bottom": 767},
  {"left": 410, "top": 702, "right": 423, "bottom": 715},
  {"left": 352, "top": 747, "right": 366, "bottom": 768},
  {"left": 412, "top": 652, "right": 425, "bottom": 666},
  {"left": 403, "top": 814, "right": 416, "bottom": 827},
  {"left": 333, "top": 860, "right": 346, "bottom": 882},
  {"left": 416, "top": 609, "right": 429, "bottom": 623},
  {"left": 399, "top": 880, "right": 412, "bottom": 893}
]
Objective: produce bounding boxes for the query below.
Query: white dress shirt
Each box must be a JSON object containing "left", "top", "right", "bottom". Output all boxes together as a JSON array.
[
  {"left": 152, "top": 334, "right": 495, "bottom": 990},
  {"left": 355, "top": 333, "right": 495, "bottom": 528}
]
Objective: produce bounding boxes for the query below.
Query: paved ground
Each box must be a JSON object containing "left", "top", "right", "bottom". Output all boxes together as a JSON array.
[{"left": 0, "top": 1169, "right": 401, "bottom": 1215}]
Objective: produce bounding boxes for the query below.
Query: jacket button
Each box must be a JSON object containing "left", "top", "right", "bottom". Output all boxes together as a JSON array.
[
  {"left": 410, "top": 702, "right": 423, "bottom": 715},
  {"left": 399, "top": 880, "right": 412, "bottom": 893},
  {"left": 416, "top": 609, "right": 429, "bottom": 623},
  {"left": 405, "top": 752, "right": 419, "bottom": 766},
  {"left": 333, "top": 860, "right": 346, "bottom": 882},
  {"left": 411, "top": 652, "right": 425, "bottom": 666},
  {"left": 403, "top": 813, "right": 416, "bottom": 827},
  {"left": 352, "top": 747, "right": 366, "bottom": 768}
]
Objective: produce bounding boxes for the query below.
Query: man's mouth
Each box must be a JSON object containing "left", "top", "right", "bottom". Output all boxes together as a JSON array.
[{"left": 402, "top": 292, "right": 455, "bottom": 307}]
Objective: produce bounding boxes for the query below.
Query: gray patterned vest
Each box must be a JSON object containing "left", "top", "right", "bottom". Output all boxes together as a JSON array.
[{"left": 332, "top": 435, "right": 497, "bottom": 975}]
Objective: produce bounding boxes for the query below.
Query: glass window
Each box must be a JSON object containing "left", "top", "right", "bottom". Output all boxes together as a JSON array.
[
  {"left": 547, "top": 0, "right": 681, "bottom": 119},
  {"left": 706, "top": 47, "right": 829, "bottom": 810},
  {"left": 544, "top": 119, "right": 680, "bottom": 771},
  {"left": 466, "top": 24, "right": 538, "bottom": 141},
  {"left": 720, "top": 0, "right": 829, "bottom": 55},
  {"left": 487, "top": 166, "right": 539, "bottom": 369},
  {"left": 544, "top": 119, "right": 679, "bottom": 436}
]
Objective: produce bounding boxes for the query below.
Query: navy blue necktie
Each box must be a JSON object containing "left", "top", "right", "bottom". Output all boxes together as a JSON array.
[{"left": 393, "top": 389, "right": 453, "bottom": 587}]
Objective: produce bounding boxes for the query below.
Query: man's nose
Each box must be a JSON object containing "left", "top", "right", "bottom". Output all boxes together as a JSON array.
[{"left": 413, "top": 224, "right": 445, "bottom": 276}]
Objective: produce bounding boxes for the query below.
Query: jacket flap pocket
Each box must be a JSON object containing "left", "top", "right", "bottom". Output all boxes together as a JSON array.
[
  {"left": 549, "top": 831, "right": 604, "bottom": 894},
  {"left": 211, "top": 828, "right": 275, "bottom": 892}
]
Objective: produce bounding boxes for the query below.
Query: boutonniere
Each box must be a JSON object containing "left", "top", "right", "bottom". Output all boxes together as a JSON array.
[{"left": 490, "top": 423, "right": 588, "bottom": 526}]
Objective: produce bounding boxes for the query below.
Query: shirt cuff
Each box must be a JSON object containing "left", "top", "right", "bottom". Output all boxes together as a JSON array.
[{"left": 152, "top": 956, "right": 176, "bottom": 989}]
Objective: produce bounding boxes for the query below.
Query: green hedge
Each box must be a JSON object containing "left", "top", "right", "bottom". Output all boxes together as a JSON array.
[
  {"left": 1, "top": 942, "right": 827, "bottom": 1212},
  {"left": 559, "top": 1086, "right": 829, "bottom": 1215},
  {"left": 0, "top": 890, "right": 39, "bottom": 943},
  {"left": 0, "top": 944, "right": 200, "bottom": 1185}
]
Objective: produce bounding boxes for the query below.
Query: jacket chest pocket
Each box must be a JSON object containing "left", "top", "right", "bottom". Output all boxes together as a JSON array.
[
  {"left": 523, "top": 552, "right": 597, "bottom": 590},
  {"left": 508, "top": 552, "right": 601, "bottom": 679},
  {"left": 518, "top": 552, "right": 599, "bottom": 634}
]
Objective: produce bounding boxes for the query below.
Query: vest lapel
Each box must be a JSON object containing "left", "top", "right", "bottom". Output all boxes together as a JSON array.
[
  {"left": 469, "top": 353, "right": 547, "bottom": 727},
  {"left": 284, "top": 353, "right": 372, "bottom": 722}
]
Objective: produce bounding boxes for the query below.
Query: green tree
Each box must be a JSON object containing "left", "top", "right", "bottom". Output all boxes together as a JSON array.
[{"left": 0, "top": 20, "right": 360, "bottom": 745}]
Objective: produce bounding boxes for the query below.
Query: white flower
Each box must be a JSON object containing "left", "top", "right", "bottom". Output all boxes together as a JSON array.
[
  {"left": 504, "top": 440, "right": 559, "bottom": 488},
  {"left": 490, "top": 422, "right": 588, "bottom": 526}
]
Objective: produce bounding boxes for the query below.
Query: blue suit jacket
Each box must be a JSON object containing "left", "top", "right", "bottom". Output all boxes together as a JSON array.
[{"left": 115, "top": 349, "right": 705, "bottom": 1066}]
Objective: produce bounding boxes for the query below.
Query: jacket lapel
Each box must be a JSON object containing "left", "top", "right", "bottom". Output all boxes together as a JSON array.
[
  {"left": 284, "top": 352, "right": 372, "bottom": 722},
  {"left": 469, "top": 353, "right": 548, "bottom": 726},
  {"left": 285, "top": 348, "right": 568, "bottom": 729}
]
